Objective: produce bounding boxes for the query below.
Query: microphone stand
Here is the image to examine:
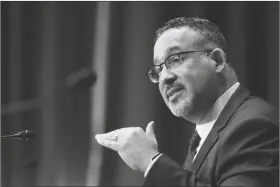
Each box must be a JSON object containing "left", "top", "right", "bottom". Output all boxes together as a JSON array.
[
  {"left": 1, "top": 130, "right": 35, "bottom": 140},
  {"left": 1, "top": 134, "right": 18, "bottom": 139}
]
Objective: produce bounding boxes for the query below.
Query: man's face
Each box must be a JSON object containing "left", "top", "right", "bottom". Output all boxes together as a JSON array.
[{"left": 153, "top": 27, "right": 219, "bottom": 122}]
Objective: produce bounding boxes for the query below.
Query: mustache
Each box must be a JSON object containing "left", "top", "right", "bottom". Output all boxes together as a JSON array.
[{"left": 164, "top": 83, "right": 184, "bottom": 98}]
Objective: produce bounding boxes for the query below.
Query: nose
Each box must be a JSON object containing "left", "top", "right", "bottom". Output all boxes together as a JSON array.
[{"left": 159, "top": 66, "right": 176, "bottom": 85}]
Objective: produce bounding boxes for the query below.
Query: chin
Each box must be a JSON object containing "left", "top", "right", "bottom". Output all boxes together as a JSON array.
[{"left": 169, "top": 98, "right": 192, "bottom": 118}]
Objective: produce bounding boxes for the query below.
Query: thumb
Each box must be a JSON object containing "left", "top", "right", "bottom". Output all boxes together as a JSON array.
[{"left": 146, "top": 121, "right": 156, "bottom": 139}]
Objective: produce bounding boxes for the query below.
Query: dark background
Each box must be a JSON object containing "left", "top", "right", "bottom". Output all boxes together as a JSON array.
[{"left": 1, "top": 2, "right": 279, "bottom": 186}]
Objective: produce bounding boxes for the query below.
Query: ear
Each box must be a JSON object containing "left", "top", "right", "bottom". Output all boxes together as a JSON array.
[{"left": 209, "top": 48, "right": 226, "bottom": 73}]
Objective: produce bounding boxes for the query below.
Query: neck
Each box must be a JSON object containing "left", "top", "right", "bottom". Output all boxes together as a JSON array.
[{"left": 184, "top": 77, "right": 237, "bottom": 124}]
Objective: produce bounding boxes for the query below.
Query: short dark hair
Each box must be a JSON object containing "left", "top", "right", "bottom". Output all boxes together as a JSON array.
[{"left": 154, "top": 17, "right": 227, "bottom": 51}]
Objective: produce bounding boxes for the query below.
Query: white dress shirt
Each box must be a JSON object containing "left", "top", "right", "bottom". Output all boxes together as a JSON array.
[{"left": 145, "top": 82, "right": 240, "bottom": 177}]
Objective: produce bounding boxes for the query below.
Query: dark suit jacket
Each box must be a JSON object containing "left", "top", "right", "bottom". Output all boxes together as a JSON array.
[{"left": 142, "top": 86, "right": 279, "bottom": 186}]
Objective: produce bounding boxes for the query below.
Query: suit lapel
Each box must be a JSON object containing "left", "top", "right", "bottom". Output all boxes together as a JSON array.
[{"left": 190, "top": 85, "right": 251, "bottom": 173}]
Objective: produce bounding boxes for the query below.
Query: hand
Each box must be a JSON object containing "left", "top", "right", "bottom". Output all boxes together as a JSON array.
[{"left": 95, "top": 121, "right": 159, "bottom": 172}]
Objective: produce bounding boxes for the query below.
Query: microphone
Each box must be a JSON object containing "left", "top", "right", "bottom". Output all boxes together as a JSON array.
[{"left": 1, "top": 130, "right": 35, "bottom": 140}]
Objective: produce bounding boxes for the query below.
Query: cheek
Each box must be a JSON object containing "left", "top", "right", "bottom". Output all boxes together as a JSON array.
[{"left": 179, "top": 62, "right": 216, "bottom": 93}]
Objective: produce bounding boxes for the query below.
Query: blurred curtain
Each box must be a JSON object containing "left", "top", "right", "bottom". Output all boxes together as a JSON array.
[
  {"left": 2, "top": 2, "right": 96, "bottom": 186},
  {"left": 1, "top": 1, "right": 278, "bottom": 186}
]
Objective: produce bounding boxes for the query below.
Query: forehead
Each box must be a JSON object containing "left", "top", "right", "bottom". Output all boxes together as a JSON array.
[{"left": 153, "top": 27, "right": 200, "bottom": 64}]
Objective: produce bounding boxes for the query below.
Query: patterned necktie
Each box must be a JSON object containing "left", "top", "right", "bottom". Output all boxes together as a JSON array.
[{"left": 183, "top": 130, "right": 201, "bottom": 169}]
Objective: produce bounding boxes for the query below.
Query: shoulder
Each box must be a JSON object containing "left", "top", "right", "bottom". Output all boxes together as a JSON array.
[
  {"left": 228, "top": 96, "right": 278, "bottom": 128},
  {"left": 239, "top": 96, "right": 277, "bottom": 119},
  {"left": 219, "top": 96, "right": 278, "bottom": 143}
]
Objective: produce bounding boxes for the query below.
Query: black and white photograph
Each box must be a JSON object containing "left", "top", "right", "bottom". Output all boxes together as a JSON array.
[{"left": 1, "top": 1, "right": 279, "bottom": 186}]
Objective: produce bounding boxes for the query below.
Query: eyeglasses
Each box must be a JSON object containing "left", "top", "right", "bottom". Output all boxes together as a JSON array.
[{"left": 147, "top": 49, "right": 212, "bottom": 83}]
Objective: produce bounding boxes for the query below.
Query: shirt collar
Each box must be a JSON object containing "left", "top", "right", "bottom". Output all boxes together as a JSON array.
[{"left": 196, "top": 82, "right": 240, "bottom": 139}]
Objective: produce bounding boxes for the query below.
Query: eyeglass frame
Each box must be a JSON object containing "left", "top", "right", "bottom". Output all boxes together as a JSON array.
[{"left": 147, "top": 49, "right": 214, "bottom": 83}]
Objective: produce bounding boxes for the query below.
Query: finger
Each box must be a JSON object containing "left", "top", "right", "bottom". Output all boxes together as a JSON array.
[
  {"left": 95, "top": 130, "right": 118, "bottom": 141},
  {"left": 95, "top": 136, "right": 121, "bottom": 151},
  {"left": 146, "top": 121, "right": 156, "bottom": 138}
]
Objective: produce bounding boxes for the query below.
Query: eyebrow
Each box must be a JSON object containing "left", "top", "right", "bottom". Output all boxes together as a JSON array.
[
  {"left": 153, "top": 46, "right": 182, "bottom": 65},
  {"left": 166, "top": 46, "right": 182, "bottom": 55}
]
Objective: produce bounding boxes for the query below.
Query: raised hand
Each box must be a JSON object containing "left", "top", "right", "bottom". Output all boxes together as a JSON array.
[{"left": 95, "top": 121, "right": 159, "bottom": 172}]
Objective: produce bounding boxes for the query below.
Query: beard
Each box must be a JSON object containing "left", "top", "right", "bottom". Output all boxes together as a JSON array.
[{"left": 167, "top": 89, "right": 194, "bottom": 118}]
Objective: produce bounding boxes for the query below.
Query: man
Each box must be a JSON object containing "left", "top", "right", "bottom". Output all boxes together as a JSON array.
[{"left": 95, "top": 17, "right": 279, "bottom": 186}]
